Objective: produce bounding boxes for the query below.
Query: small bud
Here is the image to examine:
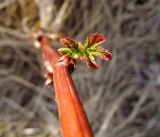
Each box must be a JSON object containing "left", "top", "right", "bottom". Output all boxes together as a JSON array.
[
  {"left": 33, "top": 40, "right": 41, "bottom": 49},
  {"left": 44, "top": 61, "right": 53, "bottom": 73}
]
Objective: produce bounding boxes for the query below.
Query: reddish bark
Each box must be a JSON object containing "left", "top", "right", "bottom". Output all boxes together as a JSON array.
[
  {"left": 53, "top": 61, "right": 94, "bottom": 137},
  {"left": 40, "top": 36, "right": 60, "bottom": 67}
]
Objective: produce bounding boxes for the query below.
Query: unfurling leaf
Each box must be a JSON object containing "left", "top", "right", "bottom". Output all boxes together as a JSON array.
[
  {"left": 58, "top": 33, "right": 112, "bottom": 69},
  {"left": 60, "top": 37, "right": 78, "bottom": 48},
  {"left": 59, "top": 37, "right": 83, "bottom": 64},
  {"left": 86, "top": 56, "right": 98, "bottom": 69},
  {"left": 85, "top": 33, "right": 105, "bottom": 48}
]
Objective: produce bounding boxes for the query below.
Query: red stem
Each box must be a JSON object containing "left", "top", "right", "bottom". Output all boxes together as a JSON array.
[
  {"left": 40, "top": 36, "right": 60, "bottom": 66},
  {"left": 53, "top": 61, "right": 94, "bottom": 137}
]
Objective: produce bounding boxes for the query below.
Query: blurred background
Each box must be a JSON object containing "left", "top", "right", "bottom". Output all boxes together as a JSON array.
[{"left": 0, "top": 0, "right": 160, "bottom": 137}]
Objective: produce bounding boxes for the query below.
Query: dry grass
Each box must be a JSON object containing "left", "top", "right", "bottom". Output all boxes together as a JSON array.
[{"left": 0, "top": 0, "right": 160, "bottom": 137}]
